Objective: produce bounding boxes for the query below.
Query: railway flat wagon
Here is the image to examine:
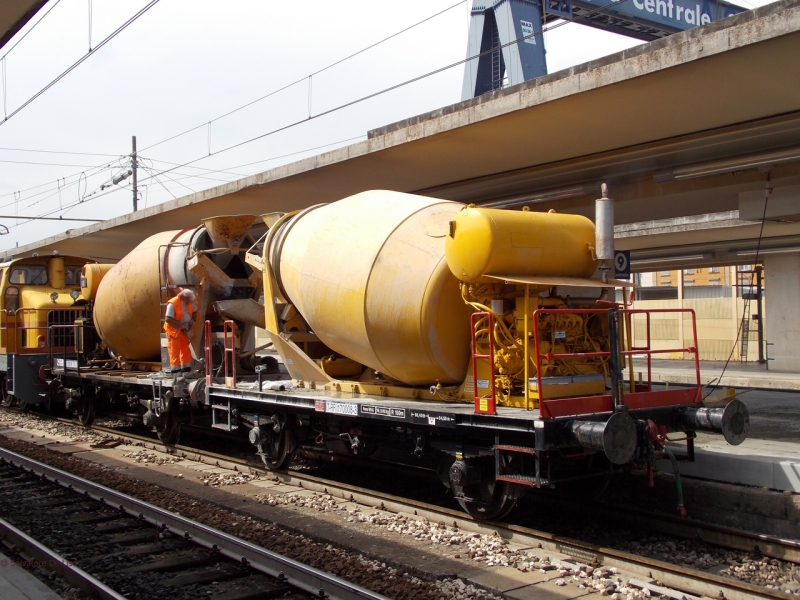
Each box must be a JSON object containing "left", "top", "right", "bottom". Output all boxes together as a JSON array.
[{"left": 49, "top": 189, "right": 749, "bottom": 519}]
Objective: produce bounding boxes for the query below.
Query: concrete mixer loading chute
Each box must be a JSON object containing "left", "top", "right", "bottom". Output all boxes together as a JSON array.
[{"left": 268, "top": 190, "right": 472, "bottom": 385}]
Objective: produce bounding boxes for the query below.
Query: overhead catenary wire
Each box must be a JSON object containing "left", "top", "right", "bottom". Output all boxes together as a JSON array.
[
  {"left": 0, "top": 147, "right": 121, "bottom": 157},
  {"left": 19, "top": 0, "right": 628, "bottom": 219},
  {"left": 0, "top": 161, "right": 119, "bottom": 210},
  {"left": 0, "top": 214, "right": 101, "bottom": 222},
  {"left": 0, "top": 155, "right": 128, "bottom": 208},
  {"left": 87, "top": 0, "right": 93, "bottom": 52},
  {"left": 139, "top": 0, "right": 468, "bottom": 153},
  {"left": 0, "top": 159, "right": 108, "bottom": 168},
  {"left": 0, "top": 0, "right": 161, "bottom": 126},
  {"left": 141, "top": 134, "right": 366, "bottom": 185},
  {"left": 140, "top": 0, "right": 633, "bottom": 186},
  {"left": 0, "top": 0, "right": 446, "bottom": 206},
  {"left": 7, "top": 0, "right": 629, "bottom": 226},
  {"left": 0, "top": 164, "right": 111, "bottom": 199},
  {"left": 0, "top": 0, "right": 63, "bottom": 62},
  {"left": 5, "top": 134, "right": 369, "bottom": 229},
  {"left": 141, "top": 165, "right": 188, "bottom": 197}
]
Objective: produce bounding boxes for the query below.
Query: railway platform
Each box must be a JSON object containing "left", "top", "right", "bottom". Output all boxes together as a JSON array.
[
  {"left": 658, "top": 436, "right": 800, "bottom": 494},
  {"left": 0, "top": 551, "right": 64, "bottom": 600},
  {"left": 647, "top": 364, "right": 800, "bottom": 493},
  {"left": 629, "top": 358, "right": 800, "bottom": 391}
]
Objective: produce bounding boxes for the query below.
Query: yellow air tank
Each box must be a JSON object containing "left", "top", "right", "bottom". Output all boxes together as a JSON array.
[
  {"left": 445, "top": 206, "right": 598, "bottom": 282},
  {"left": 93, "top": 216, "right": 258, "bottom": 363},
  {"left": 270, "top": 190, "right": 471, "bottom": 385},
  {"left": 80, "top": 264, "right": 115, "bottom": 301}
]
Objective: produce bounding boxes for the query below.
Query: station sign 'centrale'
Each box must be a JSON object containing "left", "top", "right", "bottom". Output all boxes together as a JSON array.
[{"left": 577, "top": 0, "right": 744, "bottom": 29}]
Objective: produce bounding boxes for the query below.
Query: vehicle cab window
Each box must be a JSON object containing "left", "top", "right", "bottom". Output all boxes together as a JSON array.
[
  {"left": 65, "top": 266, "right": 83, "bottom": 286},
  {"left": 9, "top": 265, "right": 48, "bottom": 285}
]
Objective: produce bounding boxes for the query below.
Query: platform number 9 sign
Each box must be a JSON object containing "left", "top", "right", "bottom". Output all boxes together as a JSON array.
[{"left": 614, "top": 250, "right": 630, "bottom": 280}]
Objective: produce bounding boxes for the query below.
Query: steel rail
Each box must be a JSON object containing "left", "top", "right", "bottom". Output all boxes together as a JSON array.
[
  {"left": 0, "top": 447, "right": 388, "bottom": 600},
  {"left": 0, "top": 515, "right": 127, "bottom": 600},
  {"left": 531, "top": 493, "right": 800, "bottom": 564}
]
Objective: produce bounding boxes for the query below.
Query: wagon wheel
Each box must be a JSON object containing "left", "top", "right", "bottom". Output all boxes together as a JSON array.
[
  {"left": 0, "top": 378, "right": 16, "bottom": 408},
  {"left": 157, "top": 411, "right": 181, "bottom": 445},
  {"left": 76, "top": 395, "right": 95, "bottom": 426},
  {"left": 259, "top": 427, "right": 293, "bottom": 471},
  {"left": 156, "top": 399, "right": 181, "bottom": 445},
  {"left": 457, "top": 479, "right": 518, "bottom": 521}
]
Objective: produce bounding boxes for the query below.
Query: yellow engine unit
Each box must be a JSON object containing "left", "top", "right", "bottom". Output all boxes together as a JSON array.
[{"left": 446, "top": 205, "right": 610, "bottom": 408}]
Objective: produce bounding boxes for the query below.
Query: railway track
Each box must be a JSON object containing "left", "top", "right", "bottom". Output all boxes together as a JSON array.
[
  {"left": 3, "top": 411, "right": 799, "bottom": 599},
  {"left": 87, "top": 421, "right": 800, "bottom": 563},
  {"left": 0, "top": 446, "right": 388, "bottom": 600}
]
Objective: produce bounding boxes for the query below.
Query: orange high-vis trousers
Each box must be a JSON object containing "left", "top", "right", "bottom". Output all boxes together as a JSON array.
[{"left": 166, "top": 326, "right": 191, "bottom": 373}]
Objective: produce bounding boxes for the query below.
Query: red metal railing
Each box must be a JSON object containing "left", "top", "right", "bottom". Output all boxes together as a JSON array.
[
  {"left": 531, "top": 307, "right": 701, "bottom": 419},
  {"left": 222, "top": 319, "right": 236, "bottom": 389},
  {"left": 470, "top": 311, "right": 496, "bottom": 415},
  {"left": 204, "top": 320, "right": 213, "bottom": 386}
]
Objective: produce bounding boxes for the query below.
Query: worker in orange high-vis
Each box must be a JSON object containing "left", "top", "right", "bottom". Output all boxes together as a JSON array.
[{"left": 164, "top": 288, "right": 196, "bottom": 375}]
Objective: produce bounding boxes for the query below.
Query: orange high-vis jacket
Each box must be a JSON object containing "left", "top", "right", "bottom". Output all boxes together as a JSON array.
[{"left": 164, "top": 295, "right": 194, "bottom": 337}]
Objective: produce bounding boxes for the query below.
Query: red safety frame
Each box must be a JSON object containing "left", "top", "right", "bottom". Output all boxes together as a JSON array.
[
  {"left": 222, "top": 319, "right": 236, "bottom": 389},
  {"left": 470, "top": 311, "right": 497, "bottom": 415},
  {"left": 204, "top": 320, "right": 213, "bottom": 386},
  {"left": 531, "top": 307, "right": 702, "bottom": 419}
]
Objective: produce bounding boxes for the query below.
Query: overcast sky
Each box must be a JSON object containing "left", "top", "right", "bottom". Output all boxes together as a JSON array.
[{"left": 0, "top": 0, "right": 767, "bottom": 251}]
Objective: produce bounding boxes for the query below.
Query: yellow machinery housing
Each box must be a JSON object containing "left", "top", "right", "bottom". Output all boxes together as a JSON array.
[{"left": 447, "top": 205, "right": 610, "bottom": 407}]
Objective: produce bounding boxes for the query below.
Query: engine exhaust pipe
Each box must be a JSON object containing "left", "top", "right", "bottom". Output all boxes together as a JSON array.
[
  {"left": 681, "top": 399, "right": 749, "bottom": 445},
  {"left": 568, "top": 411, "right": 637, "bottom": 465},
  {"left": 595, "top": 183, "right": 614, "bottom": 283}
]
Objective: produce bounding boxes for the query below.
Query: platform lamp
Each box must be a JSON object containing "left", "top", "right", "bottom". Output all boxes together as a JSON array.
[{"left": 0, "top": 224, "right": 9, "bottom": 235}]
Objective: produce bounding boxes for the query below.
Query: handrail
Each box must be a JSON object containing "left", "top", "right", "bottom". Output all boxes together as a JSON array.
[
  {"left": 532, "top": 307, "right": 701, "bottom": 418},
  {"left": 204, "top": 319, "right": 213, "bottom": 386},
  {"left": 470, "top": 311, "right": 496, "bottom": 415},
  {"left": 4, "top": 307, "right": 86, "bottom": 353},
  {"left": 223, "top": 320, "right": 236, "bottom": 389}
]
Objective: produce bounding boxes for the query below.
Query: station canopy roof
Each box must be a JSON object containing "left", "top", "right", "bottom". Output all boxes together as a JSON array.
[
  {"left": 8, "top": 0, "right": 800, "bottom": 266},
  {"left": 0, "top": 1, "right": 48, "bottom": 50}
]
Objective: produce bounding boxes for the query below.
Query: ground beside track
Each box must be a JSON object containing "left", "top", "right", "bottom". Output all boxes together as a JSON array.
[
  {"left": 1, "top": 412, "right": 799, "bottom": 598},
  {"left": 0, "top": 430, "right": 498, "bottom": 599}
]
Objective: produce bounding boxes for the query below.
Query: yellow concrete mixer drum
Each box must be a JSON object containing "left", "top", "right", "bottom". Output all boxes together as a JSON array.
[{"left": 269, "top": 190, "right": 472, "bottom": 385}]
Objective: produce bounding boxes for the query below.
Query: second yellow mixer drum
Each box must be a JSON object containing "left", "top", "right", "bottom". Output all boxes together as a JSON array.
[{"left": 271, "top": 190, "right": 471, "bottom": 385}]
